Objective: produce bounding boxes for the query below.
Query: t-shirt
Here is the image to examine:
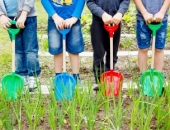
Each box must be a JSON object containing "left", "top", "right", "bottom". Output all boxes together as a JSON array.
[
  {"left": 41, "top": 0, "right": 85, "bottom": 19},
  {"left": 86, "top": 0, "right": 130, "bottom": 20},
  {"left": 3, "top": 0, "right": 17, "bottom": 16},
  {"left": 53, "top": 0, "right": 72, "bottom": 5},
  {"left": 136, "top": 0, "right": 169, "bottom": 21},
  {"left": 52, "top": 0, "right": 76, "bottom": 19}
]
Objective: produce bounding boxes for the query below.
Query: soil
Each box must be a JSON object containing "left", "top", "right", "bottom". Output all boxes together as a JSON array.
[
  {"left": 38, "top": 45, "right": 170, "bottom": 85},
  {"left": 10, "top": 90, "right": 135, "bottom": 130},
  {"left": 10, "top": 89, "right": 166, "bottom": 130}
]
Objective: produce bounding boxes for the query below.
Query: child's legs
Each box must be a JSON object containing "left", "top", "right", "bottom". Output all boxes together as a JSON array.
[
  {"left": 154, "top": 20, "right": 168, "bottom": 71},
  {"left": 66, "top": 20, "right": 84, "bottom": 74},
  {"left": 154, "top": 49, "right": 164, "bottom": 71},
  {"left": 136, "top": 20, "right": 151, "bottom": 73},
  {"left": 48, "top": 19, "right": 84, "bottom": 74},
  {"left": 54, "top": 53, "right": 63, "bottom": 73},
  {"left": 48, "top": 18, "right": 63, "bottom": 73},
  {"left": 138, "top": 48, "right": 149, "bottom": 73},
  {"left": 90, "top": 21, "right": 108, "bottom": 83},
  {"left": 69, "top": 53, "right": 79, "bottom": 73},
  {"left": 22, "top": 17, "right": 41, "bottom": 76}
]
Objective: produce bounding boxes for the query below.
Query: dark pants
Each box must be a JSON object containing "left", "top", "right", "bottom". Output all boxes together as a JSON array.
[{"left": 90, "top": 20, "right": 121, "bottom": 83}]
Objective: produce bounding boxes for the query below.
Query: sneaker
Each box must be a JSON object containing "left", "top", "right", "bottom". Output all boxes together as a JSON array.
[
  {"left": 72, "top": 74, "right": 81, "bottom": 85},
  {"left": 161, "top": 76, "right": 166, "bottom": 94},
  {"left": 76, "top": 78, "right": 82, "bottom": 87},
  {"left": 28, "top": 76, "right": 38, "bottom": 92},
  {"left": 164, "top": 76, "right": 166, "bottom": 80},
  {"left": 139, "top": 73, "right": 142, "bottom": 85},
  {"left": 22, "top": 76, "right": 29, "bottom": 86},
  {"left": 92, "top": 83, "right": 99, "bottom": 91}
]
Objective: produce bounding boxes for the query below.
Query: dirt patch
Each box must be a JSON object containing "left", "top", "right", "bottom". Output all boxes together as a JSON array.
[
  {"left": 38, "top": 53, "right": 170, "bottom": 85},
  {"left": 9, "top": 89, "right": 166, "bottom": 130}
]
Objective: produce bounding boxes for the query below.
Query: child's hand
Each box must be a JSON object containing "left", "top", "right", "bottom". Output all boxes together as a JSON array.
[
  {"left": 64, "top": 17, "right": 78, "bottom": 28},
  {"left": 112, "top": 12, "right": 122, "bottom": 25},
  {"left": 102, "top": 12, "right": 113, "bottom": 24},
  {"left": 153, "top": 12, "right": 164, "bottom": 22},
  {"left": 143, "top": 12, "right": 154, "bottom": 24},
  {"left": 52, "top": 14, "right": 64, "bottom": 30},
  {"left": 0, "top": 15, "right": 11, "bottom": 30},
  {"left": 16, "top": 11, "right": 28, "bottom": 29}
]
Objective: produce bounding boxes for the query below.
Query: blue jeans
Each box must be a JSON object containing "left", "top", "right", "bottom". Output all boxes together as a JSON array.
[
  {"left": 48, "top": 18, "right": 84, "bottom": 55},
  {"left": 136, "top": 20, "right": 168, "bottom": 49},
  {"left": 9, "top": 17, "right": 41, "bottom": 76}
]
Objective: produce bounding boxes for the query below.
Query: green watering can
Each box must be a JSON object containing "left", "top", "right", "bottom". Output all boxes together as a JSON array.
[
  {"left": 1, "top": 21, "right": 24, "bottom": 100},
  {"left": 140, "top": 22, "right": 164, "bottom": 97}
]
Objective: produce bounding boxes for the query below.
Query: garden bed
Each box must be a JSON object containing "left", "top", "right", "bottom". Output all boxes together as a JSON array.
[
  {"left": 38, "top": 53, "right": 170, "bottom": 85},
  {"left": 1, "top": 86, "right": 170, "bottom": 130}
]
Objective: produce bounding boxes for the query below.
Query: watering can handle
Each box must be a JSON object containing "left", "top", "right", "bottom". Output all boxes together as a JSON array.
[{"left": 58, "top": 28, "right": 71, "bottom": 72}]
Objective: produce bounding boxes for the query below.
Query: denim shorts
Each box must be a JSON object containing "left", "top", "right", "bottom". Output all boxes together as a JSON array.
[
  {"left": 136, "top": 20, "right": 168, "bottom": 49},
  {"left": 48, "top": 18, "right": 84, "bottom": 55}
]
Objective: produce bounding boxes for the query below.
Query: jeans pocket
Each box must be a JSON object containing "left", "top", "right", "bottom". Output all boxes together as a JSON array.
[{"left": 25, "top": 17, "right": 37, "bottom": 31}]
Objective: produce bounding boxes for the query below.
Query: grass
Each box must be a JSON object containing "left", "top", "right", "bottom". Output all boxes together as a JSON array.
[{"left": 0, "top": 78, "right": 170, "bottom": 129}]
